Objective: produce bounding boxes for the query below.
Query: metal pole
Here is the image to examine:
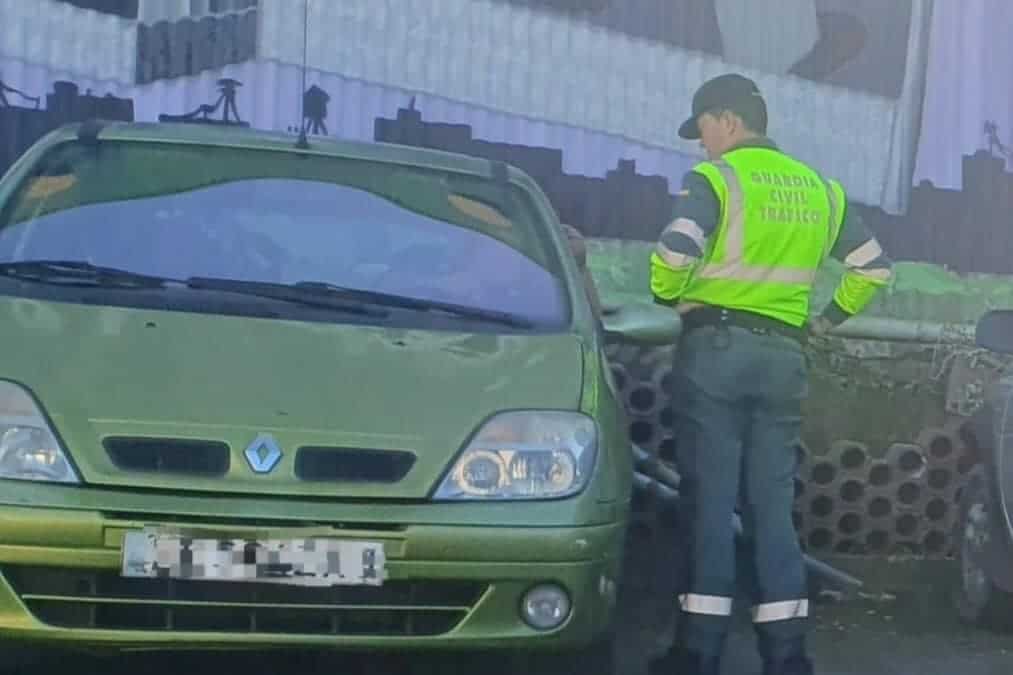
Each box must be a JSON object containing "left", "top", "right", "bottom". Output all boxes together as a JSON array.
[
  {"left": 601, "top": 302, "right": 979, "bottom": 346},
  {"left": 632, "top": 468, "right": 864, "bottom": 594},
  {"left": 633, "top": 445, "right": 682, "bottom": 488},
  {"left": 827, "top": 316, "right": 977, "bottom": 345}
]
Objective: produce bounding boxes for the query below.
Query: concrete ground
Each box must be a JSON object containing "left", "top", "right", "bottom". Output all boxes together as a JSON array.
[
  {"left": 6, "top": 519, "right": 1013, "bottom": 675},
  {"left": 615, "top": 519, "right": 1013, "bottom": 675}
]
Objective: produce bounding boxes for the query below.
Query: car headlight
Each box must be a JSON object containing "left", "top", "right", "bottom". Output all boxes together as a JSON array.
[
  {"left": 0, "top": 381, "right": 78, "bottom": 484},
  {"left": 433, "top": 411, "right": 597, "bottom": 500}
]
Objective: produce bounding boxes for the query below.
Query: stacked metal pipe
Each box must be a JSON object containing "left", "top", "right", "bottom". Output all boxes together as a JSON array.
[
  {"left": 916, "top": 423, "right": 974, "bottom": 557},
  {"left": 608, "top": 341, "right": 981, "bottom": 559},
  {"left": 793, "top": 428, "right": 975, "bottom": 558},
  {"left": 798, "top": 441, "right": 874, "bottom": 555},
  {"left": 607, "top": 344, "right": 677, "bottom": 464},
  {"left": 630, "top": 445, "right": 864, "bottom": 596},
  {"left": 862, "top": 461, "right": 895, "bottom": 556},
  {"left": 884, "top": 442, "right": 931, "bottom": 555}
]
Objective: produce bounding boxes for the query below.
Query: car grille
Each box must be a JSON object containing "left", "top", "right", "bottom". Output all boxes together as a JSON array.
[
  {"left": 103, "top": 438, "right": 230, "bottom": 477},
  {"left": 2, "top": 566, "right": 482, "bottom": 637},
  {"left": 102, "top": 438, "right": 416, "bottom": 484},
  {"left": 294, "top": 447, "right": 416, "bottom": 483}
]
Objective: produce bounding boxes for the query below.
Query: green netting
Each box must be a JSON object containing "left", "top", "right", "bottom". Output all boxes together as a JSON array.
[{"left": 587, "top": 238, "right": 1013, "bottom": 324}]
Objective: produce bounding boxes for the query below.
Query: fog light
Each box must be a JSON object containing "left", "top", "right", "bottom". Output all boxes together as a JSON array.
[{"left": 521, "top": 584, "right": 570, "bottom": 630}]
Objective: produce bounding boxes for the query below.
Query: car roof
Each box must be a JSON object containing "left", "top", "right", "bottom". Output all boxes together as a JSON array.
[{"left": 40, "top": 121, "right": 540, "bottom": 190}]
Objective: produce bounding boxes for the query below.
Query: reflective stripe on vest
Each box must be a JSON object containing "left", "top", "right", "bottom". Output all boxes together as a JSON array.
[
  {"left": 680, "top": 148, "right": 848, "bottom": 326},
  {"left": 823, "top": 177, "right": 845, "bottom": 257},
  {"left": 695, "top": 160, "right": 836, "bottom": 286}
]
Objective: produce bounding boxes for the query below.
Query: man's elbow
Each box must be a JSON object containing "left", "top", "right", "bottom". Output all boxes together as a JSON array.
[
  {"left": 650, "top": 249, "right": 696, "bottom": 303},
  {"left": 851, "top": 264, "right": 892, "bottom": 284},
  {"left": 828, "top": 250, "right": 893, "bottom": 320},
  {"left": 843, "top": 239, "right": 893, "bottom": 284}
]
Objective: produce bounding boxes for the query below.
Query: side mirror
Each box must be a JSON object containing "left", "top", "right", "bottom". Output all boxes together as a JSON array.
[
  {"left": 600, "top": 302, "right": 682, "bottom": 346},
  {"left": 976, "top": 309, "right": 1013, "bottom": 354}
]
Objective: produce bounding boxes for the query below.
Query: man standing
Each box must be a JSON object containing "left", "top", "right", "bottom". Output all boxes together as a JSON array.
[{"left": 648, "top": 73, "right": 892, "bottom": 675}]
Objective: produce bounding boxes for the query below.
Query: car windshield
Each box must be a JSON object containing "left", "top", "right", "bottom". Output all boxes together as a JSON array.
[{"left": 0, "top": 140, "right": 570, "bottom": 329}]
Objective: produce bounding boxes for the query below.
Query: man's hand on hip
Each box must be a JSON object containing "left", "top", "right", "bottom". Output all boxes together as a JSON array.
[
  {"left": 677, "top": 302, "right": 705, "bottom": 315},
  {"left": 807, "top": 316, "right": 833, "bottom": 337}
]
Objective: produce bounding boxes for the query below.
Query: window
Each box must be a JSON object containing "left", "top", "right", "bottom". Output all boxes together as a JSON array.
[{"left": 0, "top": 141, "right": 570, "bottom": 328}]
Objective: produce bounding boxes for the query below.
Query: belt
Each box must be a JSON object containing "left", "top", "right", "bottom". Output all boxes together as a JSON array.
[{"left": 682, "top": 305, "right": 807, "bottom": 345}]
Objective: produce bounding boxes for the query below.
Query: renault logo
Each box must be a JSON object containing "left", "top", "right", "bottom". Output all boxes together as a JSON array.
[{"left": 244, "top": 434, "right": 283, "bottom": 474}]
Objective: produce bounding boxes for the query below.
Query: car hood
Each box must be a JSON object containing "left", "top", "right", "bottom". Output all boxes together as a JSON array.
[{"left": 0, "top": 298, "right": 585, "bottom": 499}]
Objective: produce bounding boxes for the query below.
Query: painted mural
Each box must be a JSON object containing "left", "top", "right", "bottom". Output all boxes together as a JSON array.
[
  {"left": 498, "top": 0, "right": 914, "bottom": 99},
  {"left": 0, "top": 0, "right": 1012, "bottom": 275}
]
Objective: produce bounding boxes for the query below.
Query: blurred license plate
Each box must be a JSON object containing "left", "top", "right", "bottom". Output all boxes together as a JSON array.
[{"left": 121, "top": 530, "right": 386, "bottom": 587}]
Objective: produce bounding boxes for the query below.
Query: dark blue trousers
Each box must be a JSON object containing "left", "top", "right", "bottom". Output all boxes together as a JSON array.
[{"left": 671, "top": 323, "right": 809, "bottom": 660}]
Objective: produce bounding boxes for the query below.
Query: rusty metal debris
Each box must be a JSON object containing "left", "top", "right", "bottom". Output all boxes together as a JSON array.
[{"left": 631, "top": 445, "right": 864, "bottom": 596}]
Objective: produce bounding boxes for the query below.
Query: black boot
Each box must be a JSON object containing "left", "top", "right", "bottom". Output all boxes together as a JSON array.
[
  {"left": 761, "top": 637, "right": 814, "bottom": 675},
  {"left": 763, "top": 654, "right": 814, "bottom": 675},
  {"left": 648, "top": 646, "right": 722, "bottom": 675}
]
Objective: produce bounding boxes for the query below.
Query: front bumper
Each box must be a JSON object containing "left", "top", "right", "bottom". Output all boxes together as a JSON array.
[{"left": 0, "top": 501, "right": 624, "bottom": 653}]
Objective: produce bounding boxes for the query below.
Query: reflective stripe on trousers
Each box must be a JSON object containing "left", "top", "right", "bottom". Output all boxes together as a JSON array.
[
  {"left": 679, "top": 593, "right": 734, "bottom": 616},
  {"left": 752, "top": 599, "right": 809, "bottom": 623},
  {"left": 679, "top": 595, "right": 810, "bottom": 623},
  {"left": 695, "top": 160, "right": 833, "bottom": 284}
]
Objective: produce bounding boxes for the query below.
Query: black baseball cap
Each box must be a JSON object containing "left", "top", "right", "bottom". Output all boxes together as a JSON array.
[{"left": 678, "top": 73, "right": 767, "bottom": 140}]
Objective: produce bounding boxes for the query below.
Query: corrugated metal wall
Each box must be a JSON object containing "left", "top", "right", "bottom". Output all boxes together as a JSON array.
[
  {"left": 373, "top": 100, "right": 1013, "bottom": 276},
  {"left": 912, "top": 0, "right": 1013, "bottom": 190},
  {"left": 0, "top": 0, "right": 933, "bottom": 210},
  {"left": 137, "top": 0, "right": 255, "bottom": 24},
  {"left": 255, "top": 0, "right": 932, "bottom": 213},
  {"left": 3, "top": 0, "right": 1013, "bottom": 273},
  {"left": 0, "top": 0, "right": 708, "bottom": 190},
  {"left": 0, "top": 0, "right": 137, "bottom": 84}
]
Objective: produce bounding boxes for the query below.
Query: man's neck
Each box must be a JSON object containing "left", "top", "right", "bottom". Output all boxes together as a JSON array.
[{"left": 722, "top": 134, "right": 777, "bottom": 155}]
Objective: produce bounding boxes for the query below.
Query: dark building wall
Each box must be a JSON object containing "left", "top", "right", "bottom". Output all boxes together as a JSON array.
[
  {"left": 1, "top": 87, "right": 1010, "bottom": 276},
  {"left": 375, "top": 105, "right": 676, "bottom": 243},
  {"left": 0, "top": 82, "right": 134, "bottom": 178},
  {"left": 57, "top": 0, "right": 139, "bottom": 19},
  {"left": 376, "top": 103, "right": 1013, "bottom": 276},
  {"left": 135, "top": 8, "right": 259, "bottom": 85}
]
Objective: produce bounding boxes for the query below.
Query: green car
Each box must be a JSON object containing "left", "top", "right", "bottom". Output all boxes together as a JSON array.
[{"left": 0, "top": 121, "right": 679, "bottom": 671}]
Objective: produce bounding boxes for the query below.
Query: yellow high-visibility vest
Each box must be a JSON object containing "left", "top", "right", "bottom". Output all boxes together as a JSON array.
[{"left": 669, "top": 148, "right": 846, "bottom": 327}]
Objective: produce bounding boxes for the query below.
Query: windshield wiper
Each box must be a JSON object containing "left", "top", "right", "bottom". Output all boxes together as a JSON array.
[
  {"left": 0, "top": 260, "right": 172, "bottom": 288},
  {"left": 184, "top": 277, "right": 389, "bottom": 318},
  {"left": 293, "top": 281, "right": 535, "bottom": 329},
  {"left": 0, "top": 264, "right": 533, "bottom": 327}
]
